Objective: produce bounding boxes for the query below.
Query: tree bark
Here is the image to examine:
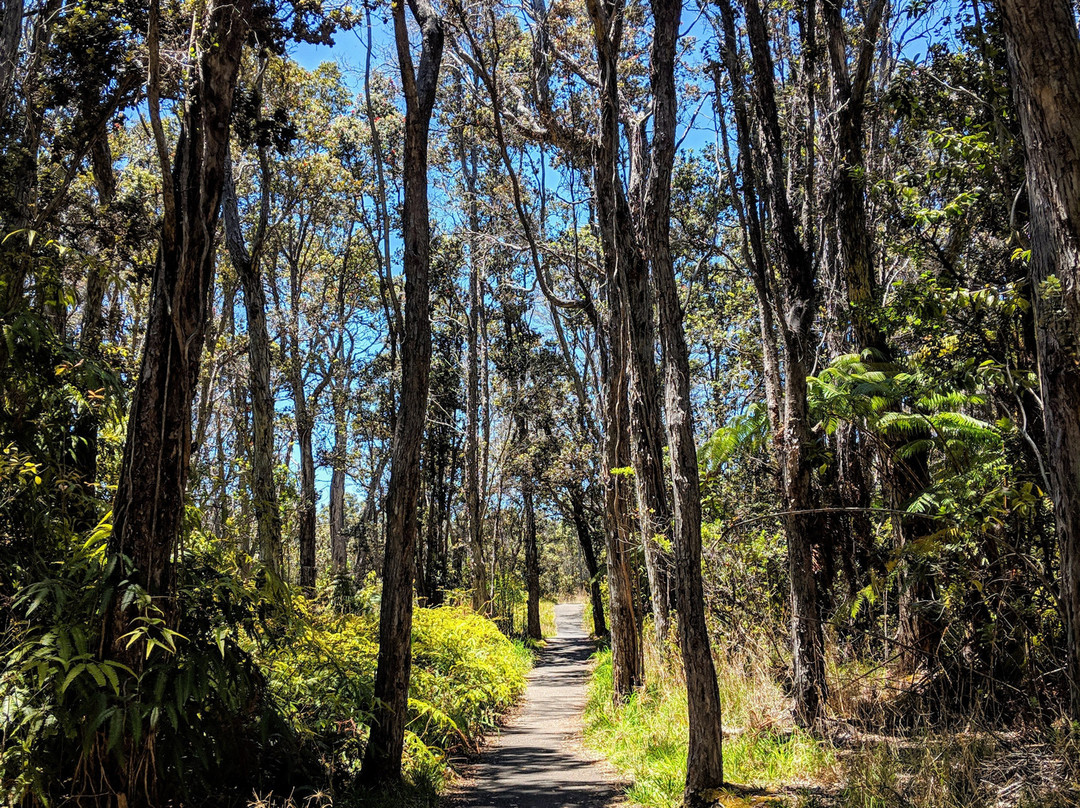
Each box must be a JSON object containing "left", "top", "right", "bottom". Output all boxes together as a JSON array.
[
  {"left": 646, "top": 0, "right": 725, "bottom": 797},
  {"left": 522, "top": 453, "right": 542, "bottom": 641},
  {"left": 585, "top": 0, "right": 646, "bottom": 698},
  {"left": 223, "top": 140, "right": 284, "bottom": 575},
  {"left": 330, "top": 391, "right": 348, "bottom": 576},
  {"left": 1000, "top": 0, "right": 1080, "bottom": 718},
  {"left": 0, "top": 0, "right": 22, "bottom": 125},
  {"left": 456, "top": 125, "right": 490, "bottom": 615},
  {"left": 737, "top": 0, "right": 828, "bottom": 726},
  {"left": 623, "top": 232, "right": 674, "bottom": 647},
  {"left": 109, "top": 0, "right": 250, "bottom": 639},
  {"left": 361, "top": 0, "right": 443, "bottom": 784},
  {"left": 286, "top": 283, "right": 320, "bottom": 593}
]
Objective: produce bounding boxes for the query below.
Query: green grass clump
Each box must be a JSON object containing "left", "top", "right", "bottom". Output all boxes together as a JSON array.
[
  {"left": 540, "top": 598, "right": 559, "bottom": 638},
  {"left": 583, "top": 649, "right": 833, "bottom": 808}
]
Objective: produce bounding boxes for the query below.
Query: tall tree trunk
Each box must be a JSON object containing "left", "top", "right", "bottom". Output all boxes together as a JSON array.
[
  {"left": 330, "top": 393, "right": 348, "bottom": 576},
  {"left": 223, "top": 141, "right": 284, "bottom": 575},
  {"left": 586, "top": 0, "right": 646, "bottom": 697},
  {"left": 623, "top": 239, "right": 674, "bottom": 647},
  {"left": 646, "top": 0, "right": 725, "bottom": 797},
  {"left": 295, "top": 393, "right": 317, "bottom": 592},
  {"left": 361, "top": 0, "right": 443, "bottom": 784},
  {"left": 519, "top": 413, "right": 542, "bottom": 641},
  {"left": 0, "top": 0, "right": 21, "bottom": 124},
  {"left": 1000, "top": 0, "right": 1080, "bottom": 718},
  {"left": 738, "top": 0, "right": 828, "bottom": 726},
  {"left": 0, "top": 0, "right": 58, "bottom": 318},
  {"left": 109, "top": 0, "right": 250, "bottom": 642},
  {"left": 457, "top": 128, "right": 489, "bottom": 615},
  {"left": 821, "top": 0, "right": 937, "bottom": 667},
  {"left": 71, "top": 127, "right": 116, "bottom": 529},
  {"left": 602, "top": 288, "right": 645, "bottom": 696}
]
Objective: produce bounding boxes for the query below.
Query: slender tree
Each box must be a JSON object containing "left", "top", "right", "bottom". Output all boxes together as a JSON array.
[
  {"left": 109, "top": 0, "right": 251, "bottom": 639},
  {"left": 646, "top": 0, "right": 725, "bottom": 796},
  {"left": 222, "top": 88, "right": 285, "bottom": 574},
  {"left": 362, "top": 0, "right": 445, "bottom": 783}
]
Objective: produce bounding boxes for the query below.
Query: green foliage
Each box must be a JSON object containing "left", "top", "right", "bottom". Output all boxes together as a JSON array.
[
  {"left": 1, "top": 521, "right": 531, "bottom": 805},
  {"left": 255, "top": 585, "right": 531, "bottom": 793},
  {"left": 584, "top": 650, "right": 833, "bottom": 808},
  {"left": 1, "top": 525, "right": 303, "bottom": 805}
]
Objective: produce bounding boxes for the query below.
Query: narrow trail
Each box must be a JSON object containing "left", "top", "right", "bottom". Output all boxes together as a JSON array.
[{"left": 446, "top": 602, "right": 624, "bottom": 808}]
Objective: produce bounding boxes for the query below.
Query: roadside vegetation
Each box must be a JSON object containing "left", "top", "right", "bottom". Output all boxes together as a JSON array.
[
  {"left": 1, "top": 528, "right": 531, "bottom": 806},
  {"left": 6, "top": 0, "right": 1080, "bottom": 804}
]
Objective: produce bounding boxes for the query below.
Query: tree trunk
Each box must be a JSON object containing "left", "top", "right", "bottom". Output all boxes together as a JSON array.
[
  {"left": 585, "top": 0, "right": 646, "bottom": 698},
  {"left": 295, "top": 394, "right": 317, "bottom": 593},
  {"left": 457, "top": 127, "right": 489, "bottom": 615},
  {"left": 0, "top": 0, "right": 22, "bottom": 125},
  {"left": 71, "top": 127, "right": 116, "bottom": 529},
  {"left": 570, "top": 484, "right": 608, "bottom": 639},
  {"left": 821, "top": 0, "right": 937, "bottom": 667},
  {"left": 223, "top": 144, "right": 284, "bottom": 575},
  {"left": 108, "top": 0, "right": 250, "bottom": 644},
  {"left": 646, "top": 0, "right": 725, "bottom": 797},
  {"left": 518, "top": 411, "right": 542, "bottom": 641},
  {"left": 330, "top": 394, "right": 348, "bottom": 576},
  {"left": 623, "top": 238, "right": 674, "bottom": 647},
  {"left": 1000, "top": 0, "right": 1080, "bottom": 718},
  {"left": 361, "top": 0, "right": 443, "bottom": 784},
  {"left": 602, "top": 287, "right": 645, "bottom": 696},
  {"left": 741, "top": 0, "right": 828, "bottom": 726}
]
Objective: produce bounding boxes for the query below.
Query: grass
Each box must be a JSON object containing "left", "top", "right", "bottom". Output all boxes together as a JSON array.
[
  {"left": 509, "top": 597, "right": 560, "bottom": 644},
  {"left": 583, "top": 644, "right": 834, "bottom": 808},
  {"left": 584, "top": 640, "right": 1080, "bottom": 808},
  {"left": 540, "top": 598, "right": 558, "bottom": 638}
]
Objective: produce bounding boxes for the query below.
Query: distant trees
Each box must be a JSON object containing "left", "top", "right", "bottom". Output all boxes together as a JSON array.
[{"left": 9, "top": 0, "right": 1080, "bottom": 800}]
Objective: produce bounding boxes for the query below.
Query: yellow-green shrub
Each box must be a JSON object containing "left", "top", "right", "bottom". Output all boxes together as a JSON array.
[{"left": 258, "top": 601, "right": 531, "bottom": 786}]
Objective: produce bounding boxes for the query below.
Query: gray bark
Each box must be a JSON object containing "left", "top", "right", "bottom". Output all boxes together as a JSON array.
[
  {"left": 361, "top": 0, "right": 444, "bottom": 783},
  {"left": 1001, "top": 0, "right": 1080, "bottom": 718}
]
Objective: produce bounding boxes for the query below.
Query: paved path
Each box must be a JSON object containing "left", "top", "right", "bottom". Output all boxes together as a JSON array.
[{"left": 446, "top": 602, "right": 623, "bottom": 808}]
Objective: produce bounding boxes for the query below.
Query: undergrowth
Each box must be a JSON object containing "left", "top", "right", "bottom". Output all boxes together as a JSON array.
[
  {"left": 584, "top": 642, "right": 1080, "bottom": 808},
  {"left": 0, "top": 530, "right": 531, "bottom": 806},
  {"left": 583, "top": 646, "right": 833, "bottom": 808}
]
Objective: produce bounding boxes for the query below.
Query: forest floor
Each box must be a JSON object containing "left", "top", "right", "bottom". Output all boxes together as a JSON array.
[{"left": 444, "top": 602, "right": 624, "bottom": 808}]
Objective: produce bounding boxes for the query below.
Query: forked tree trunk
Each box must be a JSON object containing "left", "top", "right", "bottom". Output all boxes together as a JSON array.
[
  {"left": 822, "top": 0, "right": 937, "bottom": 668},
  {"left": 570, "top": 483, "right": 608, "bottom": 639},
  {"left": 732, "top": 0, "right": 828, "bottom": 726},
  {"left": 1000, "top": 0, "right": 1080, "bottom": 718},
  {"left": 361, "top": 0, "right": 443, "bottom": 783}
]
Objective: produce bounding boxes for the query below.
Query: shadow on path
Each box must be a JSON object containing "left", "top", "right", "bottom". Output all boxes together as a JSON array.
[{"left": 444, "top": 603, "right": 623, "bottom": 808}]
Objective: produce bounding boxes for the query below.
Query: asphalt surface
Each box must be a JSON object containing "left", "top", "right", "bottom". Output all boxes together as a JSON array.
[{"left": 446, "top": 602, "right": 623, "bottom": 808}]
